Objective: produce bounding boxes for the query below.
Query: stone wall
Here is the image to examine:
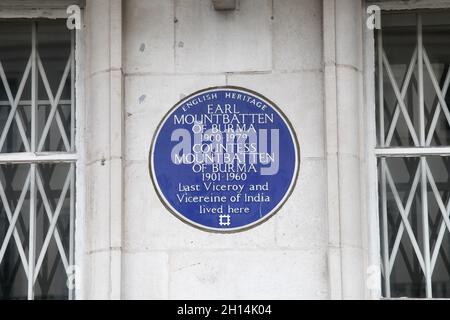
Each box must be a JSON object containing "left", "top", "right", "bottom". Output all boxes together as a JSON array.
[{"left": 122, "top": 0, "right": 328, "bottom": 300}]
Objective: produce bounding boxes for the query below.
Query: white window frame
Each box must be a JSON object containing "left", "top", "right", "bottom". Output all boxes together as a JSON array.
[
  {"left": 0, "top": 1, "right": 85, "bottom": 300},
  {"left": 363, "top": 0, "right": 450, "bottom": 299}
]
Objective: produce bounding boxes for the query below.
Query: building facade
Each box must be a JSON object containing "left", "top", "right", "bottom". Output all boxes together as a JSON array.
[{"left": 0, "top": 0, "right": 449, "bottom": 300}]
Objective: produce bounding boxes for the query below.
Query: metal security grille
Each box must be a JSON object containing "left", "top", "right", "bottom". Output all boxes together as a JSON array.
[
  {"left": 376, "top": 12, "right": 450, "bottom": 298},
  {"left": 0, "top": 21, "right": 75, "bottom": 300}
]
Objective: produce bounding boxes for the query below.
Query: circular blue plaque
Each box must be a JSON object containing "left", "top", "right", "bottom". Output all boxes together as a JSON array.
[{"left": 150, "top": 87, "right": 300, "bottom": 233}]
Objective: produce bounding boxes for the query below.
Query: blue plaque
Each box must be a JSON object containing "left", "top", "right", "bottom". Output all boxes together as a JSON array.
[{"left": 150, "top": 87, "right": 300, "bottom": 232}]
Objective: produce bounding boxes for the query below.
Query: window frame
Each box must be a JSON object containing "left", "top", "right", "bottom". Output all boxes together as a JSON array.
[
  {"left": 0, "top": 4, "right": 85, "bottom": 300},
  {"left": 364, "top": 0, "right": 450, "bottom": 300}
]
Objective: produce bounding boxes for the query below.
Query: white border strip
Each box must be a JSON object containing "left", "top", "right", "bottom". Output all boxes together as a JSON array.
[{"left": 0, "top": 152, "right": 77, "bottom": 164}]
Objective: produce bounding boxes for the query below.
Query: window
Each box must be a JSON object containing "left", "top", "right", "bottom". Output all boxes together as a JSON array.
[
  {"left": 376, "top": 12, "right": 450, "bottom": 298},
  {"left": 0, "top": 20, "right": 76, "bottom": 300}
]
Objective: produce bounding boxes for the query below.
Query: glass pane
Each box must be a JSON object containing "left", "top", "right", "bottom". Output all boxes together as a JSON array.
[
  {"left": 34, "top": 163, "right": 73, "bottom": 300},
  {"left": 379, "top": 156, "right": 450, "bottom": 298},
  {"left": 0, "top": 163, "right": 74, "bottom": 300},
  {"left": 380, "top": 157, "right": 425, "bottom": 298},
  {"left": 0, "top": 164, "right": 30, "bottom": 300},
  {"left": 37, "top": 20, "right": 73, "bottom": 153},
  {"left": 0, "top": 20, "right": 74, "bottom": 154},
  {"left": 422, "top": 13, "right": 450, "bottom": 147},
  {"left": 376, "top": 16, "right": 418, "bottom": 148},
  {"left": 377, "top": 12, "right": 450, "bottom": 148},
  {"left": 427, "top": 156, "right": 450, "bottom": 298},
  {"left": 0, "top": 21, "right": 32, "bottom": 153}
]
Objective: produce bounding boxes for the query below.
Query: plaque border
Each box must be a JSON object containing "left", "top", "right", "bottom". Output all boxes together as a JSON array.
[{"left": 149, "top": 86, "right": 301, "bottom": 233}]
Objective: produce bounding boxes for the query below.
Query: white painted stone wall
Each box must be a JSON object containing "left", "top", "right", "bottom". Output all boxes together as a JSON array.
[{"left": 122, "top": 0, "right": 329, "bottom": 300}]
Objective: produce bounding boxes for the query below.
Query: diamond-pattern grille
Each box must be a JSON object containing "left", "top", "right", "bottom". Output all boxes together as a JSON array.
[
  {"left": 0, "top": 20, "right": 75, "bottom": 300},
  {"left": 377, "top": 13, "right": 450, "bottom": 298}
]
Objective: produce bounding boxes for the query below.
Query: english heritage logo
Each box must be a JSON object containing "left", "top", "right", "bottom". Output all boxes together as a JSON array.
[{"left": 149, "top": 87, "right": 300, "bottom": 233}]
